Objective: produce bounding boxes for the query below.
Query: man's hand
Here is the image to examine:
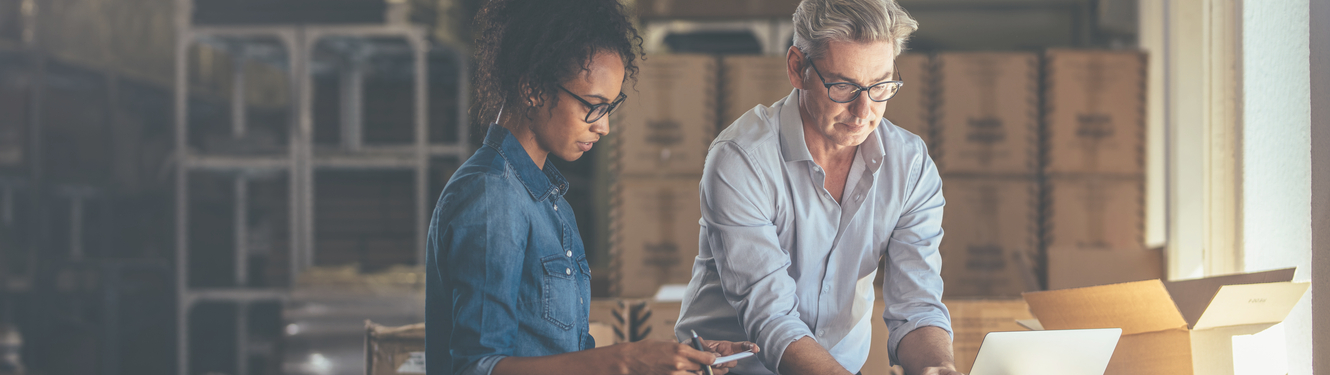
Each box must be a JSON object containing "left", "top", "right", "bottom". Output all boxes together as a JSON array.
[{"left": 700, "top": 339, "right": 760, "bottom": 375}]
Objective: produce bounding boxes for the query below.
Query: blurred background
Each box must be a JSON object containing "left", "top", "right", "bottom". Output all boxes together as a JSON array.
[{"left": 0, "top": 0, "right": 1322, "bottom": 375}]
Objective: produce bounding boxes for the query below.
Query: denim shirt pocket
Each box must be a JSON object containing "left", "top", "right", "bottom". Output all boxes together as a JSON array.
[{"left": 540, "top": 254, "right": 579, "bottom": 330}]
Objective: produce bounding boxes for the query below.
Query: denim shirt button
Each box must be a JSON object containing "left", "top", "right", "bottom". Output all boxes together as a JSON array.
[
  {"left": 553, "top": 204, "right": 558, "bottom": 211},
  {"left": 565, "top": 268, "right": 572, "bottom": 275},
  {"left": 565, "top": 250, "right": 572, "bottom": 257}
]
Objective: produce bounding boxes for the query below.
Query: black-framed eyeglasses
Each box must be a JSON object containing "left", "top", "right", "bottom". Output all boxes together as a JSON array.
[
  {"left": 558, "top": 85, "right": 628, "bottom": 123},
  {"left": 808, "top": 59, "right": 904, "bottom": 103}
]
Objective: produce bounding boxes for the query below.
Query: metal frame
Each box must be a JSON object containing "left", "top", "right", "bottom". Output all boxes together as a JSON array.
[{"left": 173, "top": 21, "right": 470, "bottom": 375}]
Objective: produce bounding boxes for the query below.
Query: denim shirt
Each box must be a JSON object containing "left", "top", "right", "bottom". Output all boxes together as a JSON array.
[{"left": 426, "top": 125, "right": 594, "bottom": 375}]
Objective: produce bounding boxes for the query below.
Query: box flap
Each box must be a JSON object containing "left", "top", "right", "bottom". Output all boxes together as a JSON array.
[
  {"left": 1163, "top": 268, "right": 1296, "bottom": 328},
  {"left": 1022, "top": 280, "right": 1186, "bottom": 335},
  {"left": 1193, "top": 282, "right": 1310, "bottom": 330}
]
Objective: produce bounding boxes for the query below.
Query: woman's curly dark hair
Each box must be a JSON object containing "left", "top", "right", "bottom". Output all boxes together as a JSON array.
[{"left": 473, "top": 0, "right": 644, "bottom": 124}]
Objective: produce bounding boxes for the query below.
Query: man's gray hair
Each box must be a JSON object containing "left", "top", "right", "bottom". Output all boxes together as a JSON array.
[{"left": 791, "top": 0, "right": 918, "bottom": 62}]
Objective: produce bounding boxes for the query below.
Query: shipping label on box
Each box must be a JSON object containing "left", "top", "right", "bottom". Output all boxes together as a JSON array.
[
  {"left": 1043, "top": 50, "right": 1146, "bottom": 175},
  {"left": 614, "top": 54, "right": 717, "bottom": 176},
  {"left": 1022, "top": 268, "right": 1309, "bottom": 375},
  {"left": 934, "top": 53, "right": 1038, "bottom": 175},
  {"left": 881, "top": 53, "right": 932, "bottom": 144},
  {"left": 721, "top": 55, "right": 792, "bottom": 130},
  {"left": 611, "top": 177, "right": 702, "bottom": 298},
  {"left": 1044, "top": 175, "right": 1143, "bottom": 251},
  {"left": 939, "top": 176, "right": 1039, "bottom": 297}
]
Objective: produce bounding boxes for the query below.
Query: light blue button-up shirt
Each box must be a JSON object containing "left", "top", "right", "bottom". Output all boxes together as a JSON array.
[{"left": 675, "top": 90, "right": 951, "bottom": 375}]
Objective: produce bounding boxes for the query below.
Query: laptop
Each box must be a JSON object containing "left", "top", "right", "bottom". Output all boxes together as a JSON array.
[{"left": 968, "top": 328, "right": 1122, "bottom": 375}]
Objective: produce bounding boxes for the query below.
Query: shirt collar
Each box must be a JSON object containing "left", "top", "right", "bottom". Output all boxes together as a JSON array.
[
  {"left": 778, "top": 89, "right": 814, "bottom": 163},
  {"left": 482, "top": 124, "right": 569, "bottom": 202},
  {"left": 777, "top": 88, "right": 887, "bottom": 171}
]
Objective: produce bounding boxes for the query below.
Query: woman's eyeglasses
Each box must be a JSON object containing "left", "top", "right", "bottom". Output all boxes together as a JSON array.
[{"left": 558, "top": 86, "right": 628, "bottom": 123}]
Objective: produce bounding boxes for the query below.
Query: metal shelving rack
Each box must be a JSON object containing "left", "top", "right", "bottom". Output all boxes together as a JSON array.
[{"left": 172, "top": 3, "right": 471, "bottom": 373}]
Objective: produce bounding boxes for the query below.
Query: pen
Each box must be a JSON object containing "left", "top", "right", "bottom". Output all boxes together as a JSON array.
[{"left": 689, "top": 329, "right": 715, "bottom": 375}]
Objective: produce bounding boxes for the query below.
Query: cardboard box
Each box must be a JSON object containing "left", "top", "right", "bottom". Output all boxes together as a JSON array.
[
  {"left": 589, "top": 299, "right": 683, "bottom": 345},
  {"left": 1042, "top": 50, "right": 1147, "bottom": 175},
  {"left": 863, "top": 298, "right": 1030, "bottom": 375},
  {"left": 1043, "top": 175, "right": 1144, "bottom": 250},
  {"left": 365, "top": 321, "right": 425, "bottom": 375},
  {"left": 611, "top": 177, "right": 702, "bottom": 298},
  {"left": 720, "top": 55, "right": 792, "bottom": 131},
  {"left": 939, "top": 176, "right": 1039, "bottom": 297},
  {"left": 934, "top": 53, "right": 1039, "bottom": 175},
  {"left": 881, "top": 53, "right": 933, "bottom": 143},
  {"left": 1047, "top": 247, "right": 1161, "bottom": 290},
  {"left": 1021, "top": 268, "right": 1310, "bottom": 375},
  {"left": 614, "top": 54, "right": 717, "bottom": 176}
]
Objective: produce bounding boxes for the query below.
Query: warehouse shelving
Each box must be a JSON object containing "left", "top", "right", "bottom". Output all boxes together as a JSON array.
[{"left": 172, "top": 9, "right": 471, "bottom": 373}]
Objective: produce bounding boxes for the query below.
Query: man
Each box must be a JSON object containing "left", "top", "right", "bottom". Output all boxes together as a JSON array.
[{"left": 673, "top": 0, "right": 957, "bottom": 374}]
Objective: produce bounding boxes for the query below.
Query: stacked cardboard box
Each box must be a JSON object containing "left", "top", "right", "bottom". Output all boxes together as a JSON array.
[
  {"left": 1040, "top": 50, "right": 1154, "bottom": 289},
  {"left": 610, "top": 55, "right": 717, "bottom": 297},
  {"left": 933, "top": 52, "right": 1041, "bottom": 297},
  {"left": 720, "top": 55, "right": 791, "bottom": 130},
  {"left": 881, "top": 53, "right": 933, "bottom": 145}
]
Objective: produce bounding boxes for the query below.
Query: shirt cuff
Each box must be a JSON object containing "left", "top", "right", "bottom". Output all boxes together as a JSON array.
[
  {"left": 760, "top": 318, "right": 817, "bottom": 375},
  {"left": 887, "top": 318, "right": 953, "bottom": 366},
  {"left": 458, "top": 354, "right": 507, "bottom": 375}
]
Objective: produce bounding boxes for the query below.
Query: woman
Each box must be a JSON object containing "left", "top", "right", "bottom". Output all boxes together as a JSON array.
[{"left": 424, "top": 1, "right": 756, "bottom": 375}]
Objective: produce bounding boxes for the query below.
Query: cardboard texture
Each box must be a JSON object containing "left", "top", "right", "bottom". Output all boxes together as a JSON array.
[
  {"left": 644, "top": 300, "right": 684, "bottom": 342},
  {"left": 1043, "top": 175, "right": 1144, "bottom": 251},
  {"left": 721, "top": 55, "right": 792, "bottom": 131},
  {"left": 882, "top": 53, "right": 933, "bottom": 143},
  {"left": 939, "top": 176, "right": 1039, "bottom": 297},
  {"left": 1042, "top": 50, "right": 1147, "bottom": 175},
  {"left": 365, "top": 321, "right": 426, "bottom": 375},
  {"left": 612, "top": 177, "right": 702, "bottom": 298},
  {"left": 614, "top": 54, "right": 717, "bottom": 176},
  {"left": 945, "top": 299, "right": 1034, "bottom": 374},
  {"left": 1022, "top": 269, "right": 1309, "bottom": 375},
  {"left": 934, "top": 53, "right": 1039, "bottom": 175},
  {"left": 1047, "top": 247, "right": 1162, "bottom": 290}
]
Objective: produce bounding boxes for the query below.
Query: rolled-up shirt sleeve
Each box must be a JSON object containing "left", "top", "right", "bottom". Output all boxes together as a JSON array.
[
  {"left": 881, "top": 149, "right": 952, "bottom": 365},
  {"left": 700, "top": 142, "right": 814, "bottom": 374},
  {"left": 437, "top": 174, "right": 527, "bottom": 375}
]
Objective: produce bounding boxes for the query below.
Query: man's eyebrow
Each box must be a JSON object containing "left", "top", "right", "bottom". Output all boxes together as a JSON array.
[{"left": 826, "top": 70, "right": 896, "bottom": 85}]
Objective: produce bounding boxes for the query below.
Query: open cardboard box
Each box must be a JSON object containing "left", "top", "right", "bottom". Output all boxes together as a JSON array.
[{"left": 1017, "top": 268, "right": 1308, "bottom": 375}]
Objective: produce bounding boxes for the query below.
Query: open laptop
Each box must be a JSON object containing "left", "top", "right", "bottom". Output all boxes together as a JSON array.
[{"left": 968, "top": 328, "right": 1122, "bottom": 375}]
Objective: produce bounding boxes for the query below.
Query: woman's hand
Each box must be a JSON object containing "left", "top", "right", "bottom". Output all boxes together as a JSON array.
[
  {"left": 613, "top": 339, "right": 718, "bottom": 375},
  {"left": 701, "top": 339, "right": 759, "bottom": 375}
]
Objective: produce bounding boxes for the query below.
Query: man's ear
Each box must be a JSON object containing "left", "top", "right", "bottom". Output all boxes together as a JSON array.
[{"left": 787, "top": 46, "right": 808, "bottom": 90}]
